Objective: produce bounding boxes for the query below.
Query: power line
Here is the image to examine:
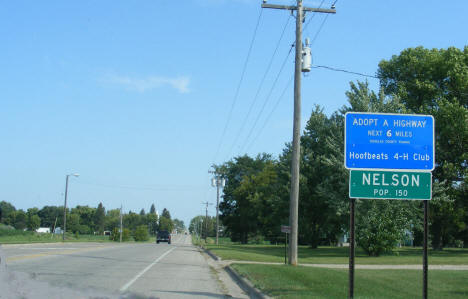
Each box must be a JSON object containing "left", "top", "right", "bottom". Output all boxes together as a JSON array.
[
  {"left": 313, "top": 65, "right": 379, "bottom": 78},
  {"left": 74, "top": 181, "right": 203, "bottom": 192},
  {"left": 212, "top": 7, "right": 263, "bottom": 164},
  {"left": 237, "top": 1, "right": 329, "bottom": 156},
  {"left": 245, "top": 76, "right": 294, "bottom": 152},
  {"left": 226, "top": 13, "right": 293, "bottom": 161},
  {"left": 310, "top": 13, "right": 329, "bottom": 45},
  {"left": 238, "top": 44, "right": 295, "bottom": 154}
]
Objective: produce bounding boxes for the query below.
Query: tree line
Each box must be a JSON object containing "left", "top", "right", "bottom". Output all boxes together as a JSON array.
[
  {"left": 208, "top": 46, "right": 467, "bottom": 255},
  {"left": 0, "top": 201, "right": 185, "bottom": 239}
]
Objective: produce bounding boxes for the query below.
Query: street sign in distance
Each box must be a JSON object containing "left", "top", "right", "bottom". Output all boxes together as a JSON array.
[
  {"left": 349, "top": 170, "right": 432, "bottom": 200},
  {"left": 345, "top": 112, "right": 434, "bottom": 170},
  {"left": 281, "top": 225, "right": 291, "bottom": 233}
]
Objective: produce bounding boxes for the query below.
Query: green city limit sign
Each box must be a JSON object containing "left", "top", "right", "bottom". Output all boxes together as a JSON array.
[{"left": 349, "top": 170, "right": 432, "bottom": 200}]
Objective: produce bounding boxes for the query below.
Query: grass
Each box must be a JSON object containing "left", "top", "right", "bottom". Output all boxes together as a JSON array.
[
  {"left": 0, "top": 230, "right": 157, "bottom": 244},
  {"left": 232, "top": 263, "right": 468, "bottom": 299},
  {"left": 205, "top": 244, "right": 468, "bottom": 265}
]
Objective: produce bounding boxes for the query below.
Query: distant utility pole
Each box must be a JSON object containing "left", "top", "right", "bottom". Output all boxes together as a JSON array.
[
  {"left": 202, "top": 201, "right": 213, "bottom": 241},
  {"left": 209, "top": 170, "right": 225, "bottom": 245},
  {"left": 120, "top": 205, "right": 123, "bottom": 243},
  {"left": 261, "top": 0, "right": 335, "bottom": 266},
  {"left": 63, "top": 173, "right": 79, "bottom": 241}
]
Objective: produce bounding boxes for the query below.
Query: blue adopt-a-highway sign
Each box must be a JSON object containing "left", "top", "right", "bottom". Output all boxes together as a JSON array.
[{"left": 345, "top": 112, "right": 434, "bottom": 170}]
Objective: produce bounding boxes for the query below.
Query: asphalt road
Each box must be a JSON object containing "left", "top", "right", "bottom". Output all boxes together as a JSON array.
[{"left": 0, "top": 234, "right": 246, "bottom": 299}]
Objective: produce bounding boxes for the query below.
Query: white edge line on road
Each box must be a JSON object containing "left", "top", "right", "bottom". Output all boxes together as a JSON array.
[{"left": 120, "top": 246, "right": 177, "bottom": 292}]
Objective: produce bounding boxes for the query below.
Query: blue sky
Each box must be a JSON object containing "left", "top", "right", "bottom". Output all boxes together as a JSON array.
[{"left": 1, "top": 0, "right": 467, "bottom": 226}]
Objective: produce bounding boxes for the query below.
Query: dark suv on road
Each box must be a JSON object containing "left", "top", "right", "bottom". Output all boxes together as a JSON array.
[{"left": 156, "top": 230, "right": 171, "bottom": 244}]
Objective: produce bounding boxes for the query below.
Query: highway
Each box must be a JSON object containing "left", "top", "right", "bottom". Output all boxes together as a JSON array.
[{"left": 0, "top": 234, "right": 246, "bottom": 299}]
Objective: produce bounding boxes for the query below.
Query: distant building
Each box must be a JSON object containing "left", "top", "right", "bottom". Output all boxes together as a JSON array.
[
  {"left": 36, "top": 227, "right": 51, "bottom": 233},
  {"left": 54, "top": 227, "right": 63, "bottom": 234}
]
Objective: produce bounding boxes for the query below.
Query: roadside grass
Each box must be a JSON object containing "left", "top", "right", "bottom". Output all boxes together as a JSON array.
[
  {"left": 232, "top": 263, "right": 468, "bottom": 299},
  {"left": 0, "top": 231, "right": 157, "bottom": 244},
  {"left": 205, "top": 244, "right": 468, "bottom": 265}
]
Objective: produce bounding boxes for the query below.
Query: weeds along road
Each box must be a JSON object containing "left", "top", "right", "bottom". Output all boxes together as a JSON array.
[{"left": 1, "top": 234, "right": 245, "bottom": 299}]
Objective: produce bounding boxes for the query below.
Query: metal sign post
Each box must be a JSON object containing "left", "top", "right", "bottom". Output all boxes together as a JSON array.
[
  {"left": 423, "top": 200, "right": 428, "bottom": 299},
  {"left": 349, "top": 198, "right": 355, "bottom": 299}
]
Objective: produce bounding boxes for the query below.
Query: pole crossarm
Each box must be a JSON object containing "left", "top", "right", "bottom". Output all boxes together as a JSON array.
[{"left": 261, "top": 4, "right": 336, "bottom": 14}]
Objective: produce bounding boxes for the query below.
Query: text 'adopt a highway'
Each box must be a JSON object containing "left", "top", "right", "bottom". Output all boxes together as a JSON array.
[{"left": 345, "top": 112, "right": 435, "bottom": 170}]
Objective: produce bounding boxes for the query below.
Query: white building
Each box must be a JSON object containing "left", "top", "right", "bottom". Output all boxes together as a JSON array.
[{"left": 36, "top": 227, "right": 51, "bottom": 233}]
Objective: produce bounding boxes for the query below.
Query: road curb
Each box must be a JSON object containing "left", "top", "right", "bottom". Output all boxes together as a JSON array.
[
  {"left": 224, "top": 265, "right": 272, "bottom": 299},
  {"left": 202, "top": 247, "right": 221, "bottom": 261},
  {"left": 198, "top": 247, "right": 271, "bottom": 298}
]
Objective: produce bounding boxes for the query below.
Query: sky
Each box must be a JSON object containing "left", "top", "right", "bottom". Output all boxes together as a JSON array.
[{"left": 1, "top": 0, "right": 467, "bottom": 226}]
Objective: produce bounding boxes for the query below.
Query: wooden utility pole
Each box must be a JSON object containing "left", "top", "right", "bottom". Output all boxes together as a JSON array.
[
  {"left": 202, "top": 201, "right": 213, "bottom": 241},
  {"left": 209, "top": 170, "right": 225, "bottom": 245},
  {"left": 120, "top": 205, "right": 123, "bottom": 243},
  {"left": 262, "top": 0, "right": 335, "bottom": 265}
]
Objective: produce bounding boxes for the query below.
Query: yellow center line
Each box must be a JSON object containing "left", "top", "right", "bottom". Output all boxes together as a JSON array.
[{"left": 5, "top": 245, "right": 116, "bottom": 263}]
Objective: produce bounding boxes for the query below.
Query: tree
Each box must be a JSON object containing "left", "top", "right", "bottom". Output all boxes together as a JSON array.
[
  {"left": 66, "top": 213, "right": 81, "bottom": 233},
  {"left": 124, "top": 212, "right": 143, "bottom": 232},
  {"left": 146, "top": 213, "right": 158, "bottom": 235},
  {"left": 38, "top": 206, "right": 62, "bottom": 229},
  {"left": 104, "top": 209, "right": 121, "bottom": 231},
  {"left": 139, "top": 209, "right": 145, "bottom": 216},
  {"left": 150, "top": 204, "right": 156, "bottom": 215},
  {"left": 159, "top": 215, "right": 173, "bottom": 232},
  {"left": 26, "top": 208, "right": 41, "bottom": 231},
  {"left": 8, "top": 210, "right": 27, "bottom": 230},
  {"left": 217, "top": 154, "right": 285, "bottom": 243},
  {"left": 173, "top": 219, "right": 185, "bottom": 233},
  {"left": 378, "top": 46, "right": 468, "bottom": 249},
  {"left": 72, "top": 205, "right": 96, "bottom": 232},
  {"left": 133, "top": 225, "right": 149, "bottom": 241},
  {"left": 0, "top": 201, "right": 16, "bottom": 224},
  {"left": 94, "top": 203, "right": 105, "bottom": 234},
  {"left": 161, "top": 208, "right": 171, "bottom": 220}
]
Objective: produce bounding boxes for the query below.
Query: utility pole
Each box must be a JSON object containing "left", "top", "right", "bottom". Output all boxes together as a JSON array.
[
  {"left": 120, "top": 205, "right": 123, "bottom": 243},
  {"left": 201, "top": 201, "right": 213, "bottom": 241},
  {"left": 210, "top": 170, "right": 225, "bottom": 245},
  {"left": 62, "top": 173, "right": 79, "bottom": 241},
  {"left": 262, "top": 0, "right": 335, "bottom": 265}
]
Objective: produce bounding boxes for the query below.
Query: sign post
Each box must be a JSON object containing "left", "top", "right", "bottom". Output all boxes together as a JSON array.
[{"left": 344, "top": 112, "right": 434, "bottom": 299}]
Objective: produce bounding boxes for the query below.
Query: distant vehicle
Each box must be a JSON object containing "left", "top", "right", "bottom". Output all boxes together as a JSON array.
[{"left": 156, "top": 230, "right": 171, "bottom": 244}]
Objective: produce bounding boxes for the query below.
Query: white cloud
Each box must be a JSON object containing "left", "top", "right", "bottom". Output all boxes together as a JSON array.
[{"left": 105, "top": 74, "right": 190, "bottom": 94}]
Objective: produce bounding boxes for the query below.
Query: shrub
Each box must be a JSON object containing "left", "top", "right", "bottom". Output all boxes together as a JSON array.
[
  {"left": 110, "top": 227, "right": 131, "bottom": 241},
  {"left": 133, "top": 225, "right": 149, "bottom": 242}
]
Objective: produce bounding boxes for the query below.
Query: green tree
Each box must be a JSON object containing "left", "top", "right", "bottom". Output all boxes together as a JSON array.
[
  {"left": 146, "top": 213, "right": 158, "bottom": 235},
  {"left": 72, "top": 205, "right": 96, "bottom": 232},
  {"left": 105, "top": 208, "right": 121, "bottom": 231},
  {"left": 133, "top": 225, "right": 149, "bottom": 241},
  {"left": 94, "top": 203, "right": 105, "bottom": 234},
  {"left": 161, "top": 208, "right": 171, "bottom": 220},
  {"left": 38, "top": 206, "right": 62, "bottom": 229},
  {"left": 173, "top": 219, "right": 185, "bottom": 233},
  {"left": 378, "top": 46, "right": 468, "bottom": 249},
  {"left": 124, "top": 211, "right": 143, "bottom": 232},
  {"left": 0, "top": 201, "right": 16, "bottom": 224},
  {"left": 67, "top": 213, "right": 81, "bottom": 233},
  {"left": 9, "top": 210, "right": 27, "bottom": 230},
  {"left": 217, "top": 154, "right": 285, "bottom": 243},
  {"left": 159, "top": 215, "right": 173, "bottom": 232},
  {"left": 149, "top": 204, "right": 156, "bottom": 215},
  {"left": 26, "top": 208, "right": 41, "bottom": 231}
]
